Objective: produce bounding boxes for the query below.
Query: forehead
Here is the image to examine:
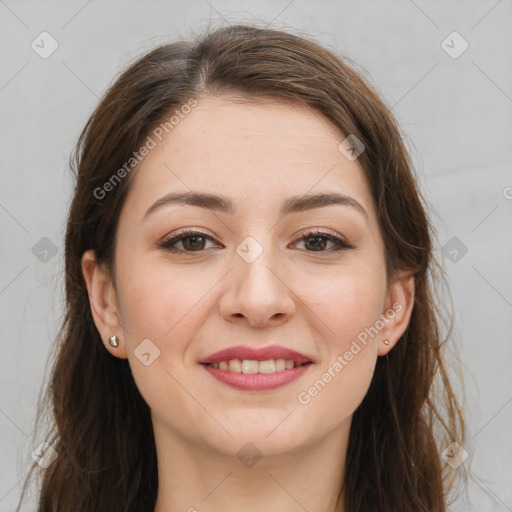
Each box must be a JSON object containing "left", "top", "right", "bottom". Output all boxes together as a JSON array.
[{"left": 122, "top": 95, "right": 375, "bottom": 220}]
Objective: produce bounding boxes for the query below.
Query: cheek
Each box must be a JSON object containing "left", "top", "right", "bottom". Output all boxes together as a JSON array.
[
  {"left": 116, "top": 255, "right": 215, "bottom": 341},
  {"left": 115, "top": 260, "right": 217, "bottom": 428},
  {"left": 298, "top": 262, "right": 386, "bottom": 348},
  {"left": 293, "top": 262, "right": 384, "bottom": 416}
]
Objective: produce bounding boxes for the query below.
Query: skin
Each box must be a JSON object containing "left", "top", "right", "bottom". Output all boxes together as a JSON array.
[{"left": 82, "top": 96, "right": 414, "bottom": 512}]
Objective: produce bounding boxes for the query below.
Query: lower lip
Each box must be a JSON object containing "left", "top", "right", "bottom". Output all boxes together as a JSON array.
[{"left": 201, "top": 363, "right": 312, "bottom": 391}]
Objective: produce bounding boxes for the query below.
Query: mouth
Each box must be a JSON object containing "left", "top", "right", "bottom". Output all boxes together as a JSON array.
[
  {"left": 201, "top": 358, "right": 311, "bottom": 373},
  {"left": 199, "top": 345, "right": 314, "bottom": 391}
]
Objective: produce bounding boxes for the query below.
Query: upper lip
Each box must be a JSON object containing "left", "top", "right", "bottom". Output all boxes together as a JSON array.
[{"left": 200, "top": 345, "right": 313, "bottom": 366}]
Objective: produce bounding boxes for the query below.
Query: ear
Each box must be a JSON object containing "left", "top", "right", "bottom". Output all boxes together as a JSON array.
[
  {"left": 377, "top": 269, "right": 415, "bottom": 356},
  {"left": 81, "top": 250, "right": 127, "bottom": 358}
]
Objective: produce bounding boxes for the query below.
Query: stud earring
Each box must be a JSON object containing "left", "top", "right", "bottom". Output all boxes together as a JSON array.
[
  {"left": 109, "top": 335, "right": 119, "bottom": 347},
  {"left": 383, "top": 339, "right": 390, "bottom": 346}
]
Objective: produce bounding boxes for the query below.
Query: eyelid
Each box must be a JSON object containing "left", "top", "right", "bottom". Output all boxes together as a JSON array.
[
  {"left": 292, "top": 228, "right": 354, "bottom": 250},
  {"left": 159, "top": 228, "right": 219, "bottom": 250},
  {"left": 159, "top": 227, "right": 354, "bottom": 253},
  {"left": 162, "top": 227, "right": 217, "bottom": 241}
]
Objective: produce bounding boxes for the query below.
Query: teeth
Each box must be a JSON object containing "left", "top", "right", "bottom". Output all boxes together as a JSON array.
[
  {"left": 275, "top": 358, "right": 286, "bottom": 371},
  {"left": 209, "top": 358, "right": 300, "bottom": 373},
  {"left": 258, "top": 359, "right": 276, "bottom": 373},
  {"left": 229, "top": 359, "right": 242, "bottom": 372},
  {"left": 242, "top": 359, "right": 259, "bottom": 374}
]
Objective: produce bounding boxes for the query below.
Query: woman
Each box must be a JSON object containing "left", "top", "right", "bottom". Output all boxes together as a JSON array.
[{"left": 18, "top": 23, "right": 466, "bottom": 512}]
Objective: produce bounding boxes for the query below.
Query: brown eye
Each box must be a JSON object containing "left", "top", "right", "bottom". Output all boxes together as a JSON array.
[
  {"left": 159, "top": 229, "right": 354, "bottom": 254},
  {"left": 294, "top": 230, "right": 354, "bottom": 252},
  {"left": 181, "top": 235, "right": 207, "bottom": 251},
  {"left": 160, "top": 230, "right": 216, "bottom": 253}
]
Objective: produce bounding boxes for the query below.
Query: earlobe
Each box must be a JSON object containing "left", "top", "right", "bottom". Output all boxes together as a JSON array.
[
  {"left": 377, "top": 270, "right": 415, "bottom": 356},
  {"left": 81, "top": 250, "right": 127, "bottom": 358}
]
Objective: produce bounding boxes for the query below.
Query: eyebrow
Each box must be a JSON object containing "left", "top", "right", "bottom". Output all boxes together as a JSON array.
[{"left": 142, "top": 191, "right": 368, "bottom": 222}]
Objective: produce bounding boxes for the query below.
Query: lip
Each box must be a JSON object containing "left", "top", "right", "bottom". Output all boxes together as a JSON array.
[
  {"left": 199, "top": 344, "right": 314, "bottom": 392},
  {"left": 202, "top": 363, "right": 313, "bottom": 391},
  {"left": 199, "top": 344, "right": 313, "bottom": 366}
]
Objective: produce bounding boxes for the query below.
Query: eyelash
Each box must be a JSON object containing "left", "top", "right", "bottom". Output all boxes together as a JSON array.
[{"left": 159, "top": 229, "right": 354, "bottom": 254}]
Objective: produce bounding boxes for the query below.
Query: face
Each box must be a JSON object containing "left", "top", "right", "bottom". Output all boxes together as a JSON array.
[{"left": 84, "top": 95, "right": 413, "bottom": 460}]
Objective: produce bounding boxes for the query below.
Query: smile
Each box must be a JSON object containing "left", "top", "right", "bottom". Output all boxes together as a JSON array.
[
  {"left": 206, "top": 358, "right": 304, "bottom": 373},
  {"left": 201, "top": 360, "right": 313, "bottom": 391}
]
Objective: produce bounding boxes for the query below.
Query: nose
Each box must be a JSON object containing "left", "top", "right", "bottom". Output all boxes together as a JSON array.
[{"left": 219, "top": 247, "right": 296, "bottom": 328}]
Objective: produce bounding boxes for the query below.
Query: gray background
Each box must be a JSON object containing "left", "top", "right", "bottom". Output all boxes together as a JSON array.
[{"left": 1, "top": 0, "right": 511, "bottom": 510}]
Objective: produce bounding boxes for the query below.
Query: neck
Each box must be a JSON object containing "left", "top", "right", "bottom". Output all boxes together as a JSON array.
[{"left": 152, "top": 418, "right": 349, "bottom": 512}]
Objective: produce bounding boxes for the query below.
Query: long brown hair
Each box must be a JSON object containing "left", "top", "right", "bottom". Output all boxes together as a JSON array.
[{"left": 17, "top": 23, "right": 466, "bottom": 511}]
